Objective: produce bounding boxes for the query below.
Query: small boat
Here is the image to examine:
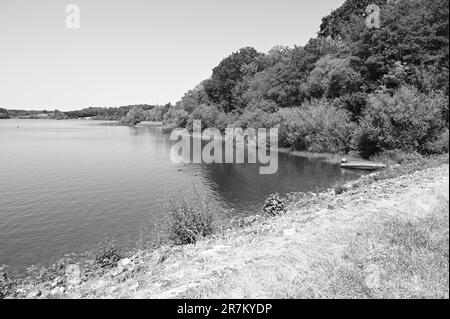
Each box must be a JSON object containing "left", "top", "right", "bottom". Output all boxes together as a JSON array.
[{"left": 340, "top": 160, "right": 386, "bottom": 171}]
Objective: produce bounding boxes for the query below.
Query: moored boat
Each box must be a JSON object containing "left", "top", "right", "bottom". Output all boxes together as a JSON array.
[{"left": 340, "top": 161, "right": 387, "bottom": 171}]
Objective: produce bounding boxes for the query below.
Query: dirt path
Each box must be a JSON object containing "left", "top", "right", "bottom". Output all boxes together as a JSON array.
[{"left": 63, "top": 164, "right": 448, "bottom": 299}]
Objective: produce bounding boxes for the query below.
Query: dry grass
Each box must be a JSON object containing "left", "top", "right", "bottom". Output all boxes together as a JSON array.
[
  {"left": 13, "top": 163, "right": 448, "bottom": 299},
  {"left": 309, "top": 195, "right": 449, "bottom": 299},
  {"left": 179, "top": 168, "right": 449, "bottom": 299}
]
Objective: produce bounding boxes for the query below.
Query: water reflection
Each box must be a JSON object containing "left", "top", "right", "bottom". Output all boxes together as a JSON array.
[
  {"left": 140, "top": 125, "right": 362, "bottom": 216},
  {"left": 0, "top": 120, "right": 363, "bottom": 270}
]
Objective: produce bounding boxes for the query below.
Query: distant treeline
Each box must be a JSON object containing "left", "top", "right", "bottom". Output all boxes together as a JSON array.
[
  {"left": 0, "top": 108, "right": 9, "bottom": 119},
  {"left": 0, "top": 105, "right": 160, "bottom": 121},
  {"left": 64, "top": 105, "right": 157, "bottom": 120}
]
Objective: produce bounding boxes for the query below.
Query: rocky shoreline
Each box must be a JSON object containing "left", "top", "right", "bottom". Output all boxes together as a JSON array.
[{"left": 1, "top": 153, "right": 448, "bottom": 299}]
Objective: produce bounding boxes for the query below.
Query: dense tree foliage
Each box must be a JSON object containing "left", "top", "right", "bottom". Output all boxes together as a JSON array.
[
  {"left": 204, "top": 47, "right": 261, "bottom": 112},
  {"left": 353, "top": 87, "right": 448, "bottom": 157},
  {"left": 339, "top": 0, "right": 449, "bottom": 93},
  {"left": 318, "top": 0, "right": 388, "bottom": 39},
  {"left": 120, "top": 106, "right": 148, "bottom": 126},
  {"left": 156, "top": 0, "right": 448, "bottom": 158}
]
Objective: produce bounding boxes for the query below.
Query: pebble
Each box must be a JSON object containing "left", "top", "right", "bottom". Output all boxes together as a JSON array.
[{"left": 117, "top": 258, "right": 133, "bottom": 273}]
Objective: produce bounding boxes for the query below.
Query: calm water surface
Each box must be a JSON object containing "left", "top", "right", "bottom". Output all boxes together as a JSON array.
[{"left": 0, "top": 120, "right": 362, "bottom": 270}]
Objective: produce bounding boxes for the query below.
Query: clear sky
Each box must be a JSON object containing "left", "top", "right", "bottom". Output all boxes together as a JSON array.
[{"left": 0, "top": 0, "right": 345, "bottom": 111}]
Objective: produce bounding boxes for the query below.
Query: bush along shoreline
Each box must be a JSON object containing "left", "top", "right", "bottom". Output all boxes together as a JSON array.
[
  {"left": 1, "top": 152, "right": 448, "bottom": 299},
  {"left": 140, "top": 0, "right": 449, "bottom": 160}
]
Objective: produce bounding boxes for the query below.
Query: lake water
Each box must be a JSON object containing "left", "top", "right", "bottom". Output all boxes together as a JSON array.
[{"left": 0, "top": 120, "right": 363, "bottom": 270}]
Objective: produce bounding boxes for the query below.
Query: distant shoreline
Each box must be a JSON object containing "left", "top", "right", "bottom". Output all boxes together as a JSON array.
[{"left": 1, "top": 118, "right": 368, "bottom": 165}]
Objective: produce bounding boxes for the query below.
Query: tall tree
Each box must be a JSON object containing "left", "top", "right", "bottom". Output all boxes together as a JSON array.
[{"left": 204, "top": 47, "right": 261, "bottom": 112}]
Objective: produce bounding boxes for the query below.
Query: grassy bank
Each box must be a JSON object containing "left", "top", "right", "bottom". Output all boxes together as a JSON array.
[{"left": 1, "top": 153, "right": 449, "bottom": 299}]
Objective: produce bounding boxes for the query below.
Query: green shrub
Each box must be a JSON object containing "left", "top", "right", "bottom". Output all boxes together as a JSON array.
[
  {"left": 262, "top": 193, "right": 286, "bottom": 216},
  {"left": 423, "top": 128, "right": 449, "bottom": 154},
  {"left": 146, "top": 104, "right": 171, "bottom": 122},
  {"left": 232, "top": 106, "right": 281, "bottom": 130},
  {"left": 186, "top": 104, "right": 230, "bottom": 132},
  {"left": 353, "top": 87, "right": 448, "bottom": 158},
  {"left": 333, "top": 183, "right": 348, "bottom": 195},
  {"left": 304, "top": 55, "right": 363, "bottom": 100},
  {"left": 164, "top": 189, "right": 216, "bottom": 245},
  {"left": 161, "top": 123, "right": 178, "bottom": 134},
  {"left": 163, "top": 106, "right": 189, "bottom": 128},
  {"left": 120, "top": 106, "right": 147, "bottom": 126},
  {"left": 333, "top": 92, "right": 368, "bottom": 121},
  {"left": 278, "top": 100, "right": 355, "bottom": 153}
]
